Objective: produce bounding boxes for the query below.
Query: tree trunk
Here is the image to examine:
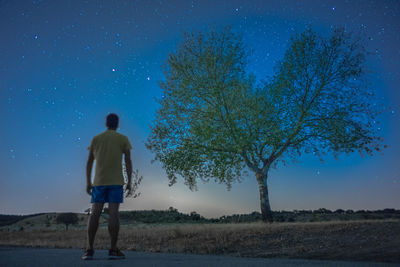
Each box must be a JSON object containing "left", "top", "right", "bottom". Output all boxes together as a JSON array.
[{"left": 256, "top": 171, "right": 273, "bottom": 222}]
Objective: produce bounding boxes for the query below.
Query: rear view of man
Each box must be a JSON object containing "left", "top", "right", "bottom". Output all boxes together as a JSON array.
[{"left": 82, "top": 113, "right": 133, "bottom": 260}]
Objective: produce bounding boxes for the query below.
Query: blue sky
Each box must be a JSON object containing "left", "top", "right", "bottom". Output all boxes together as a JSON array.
[{"left": 0, "top": 0, "right": 399, "bottom": 217}]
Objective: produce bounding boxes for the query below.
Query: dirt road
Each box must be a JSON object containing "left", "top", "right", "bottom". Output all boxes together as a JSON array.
[{"left": 0, "top": 246, "right": 394, "bottom": 267}]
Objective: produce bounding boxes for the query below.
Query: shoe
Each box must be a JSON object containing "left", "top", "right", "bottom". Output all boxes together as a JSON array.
[
  {"left": 82, "top": 249, "right": 94, "bottom": 260},
  {"left": 108, "top": 248, "right": 125, "bottom": 260}
]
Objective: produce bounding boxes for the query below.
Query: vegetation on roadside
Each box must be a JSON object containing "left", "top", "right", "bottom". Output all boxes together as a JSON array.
[
  {"left": 118, "top": 208, "right": 400, "bottom": 224},
  {"left": 1, "top": 208, "right": 400, "bottom": 229}
]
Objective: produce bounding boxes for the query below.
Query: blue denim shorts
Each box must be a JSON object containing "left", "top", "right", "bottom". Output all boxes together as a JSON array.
[{"left": 91, "top": 185, "right": 123, "bottom": 203}]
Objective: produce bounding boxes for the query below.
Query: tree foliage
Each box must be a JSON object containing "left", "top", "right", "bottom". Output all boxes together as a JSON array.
[
  {"left": 146, "top": 26, "right": 384, "bottom": 221},
  {"left": 266, "top": 28, "right": 384, "bottom": 166},
  {"left": 147, "top": 26, "right": 254, "bottom": 189}
]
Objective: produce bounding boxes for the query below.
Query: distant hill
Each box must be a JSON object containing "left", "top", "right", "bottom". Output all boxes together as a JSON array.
[
  {"left": 0, "top": 212, "right": 109, "bottom": 232},
  {"left": 0, "top": 214, "right": 45, "bottom": 227}
]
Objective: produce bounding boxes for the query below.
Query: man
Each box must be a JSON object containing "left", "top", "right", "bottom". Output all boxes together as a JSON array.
[{"left": 82, "top": 113, "right": 133, "bottom": 260}]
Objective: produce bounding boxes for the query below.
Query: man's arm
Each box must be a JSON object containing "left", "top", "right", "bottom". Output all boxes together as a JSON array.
[
  {"left": 124, "top": 149, "right": 133, "bottom": 194},
  {"left": 86, "top": 150, "right": 95, "bottom": 195}
]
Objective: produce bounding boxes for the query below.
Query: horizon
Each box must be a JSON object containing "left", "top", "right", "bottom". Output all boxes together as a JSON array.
[
  {"left": 1, "top": 0, "right": 399, "bottom": 218},
  {"left": 2, "top": 207, "right": 400, "bottom": 219}
]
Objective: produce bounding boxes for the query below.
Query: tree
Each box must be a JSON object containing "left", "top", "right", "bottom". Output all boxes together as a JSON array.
[
  {"left": 56, "top": 213, "right": 78, "bottom": 231},
  {"left": 84, "top": 208, "right": 91, "bottom": 215},
  {"left": 122, "top": 162, "right": 143, "bottom": 198},
  {"left": 190, "top": 211, "right": 201, "bottom": 221},
  {"left": 146, "top": 26, "right": 384, "bottom": 222}
]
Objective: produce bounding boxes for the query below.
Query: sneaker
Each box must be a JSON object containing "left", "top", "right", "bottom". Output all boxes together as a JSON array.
[
  {"left": 108, "top": 248, "right": 125, "bottom": 260},
  {"left": 82, "top": 249, "right": 94, "bottom": 260}
]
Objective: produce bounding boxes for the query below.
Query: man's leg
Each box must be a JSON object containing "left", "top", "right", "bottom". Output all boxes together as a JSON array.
[
  {"left": 86, "top": 202, "right": 104, "bottom": 250},
  {"left": 108, "top": 203, "right": 120, "bottom": 251}
]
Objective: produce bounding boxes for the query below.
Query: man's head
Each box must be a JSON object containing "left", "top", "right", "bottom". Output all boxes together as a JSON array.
[{"left": 106, "top": 113, "right": 119, "bottom": 130}]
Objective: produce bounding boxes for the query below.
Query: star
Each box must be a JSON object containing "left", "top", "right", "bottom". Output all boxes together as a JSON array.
[{"left": 0, "top": 0, "right": 398, "bottom": 219}]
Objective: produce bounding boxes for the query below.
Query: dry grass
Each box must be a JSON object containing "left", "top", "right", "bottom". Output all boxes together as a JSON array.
[{"left": 1, "top": 219, "right": 399, "bottom": 263}]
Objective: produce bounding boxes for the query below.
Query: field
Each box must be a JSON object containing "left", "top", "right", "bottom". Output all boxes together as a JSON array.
[{"left": 1, "top": 215, "right": 399, "bottom": 263}]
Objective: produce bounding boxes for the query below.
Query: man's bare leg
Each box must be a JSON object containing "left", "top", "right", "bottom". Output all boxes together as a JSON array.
[
  {"left": 86, "top": 202, "right": 104, "bottom": 250},
  {"left": 108, "top": 203, "right": 120, "bottom": 251}
]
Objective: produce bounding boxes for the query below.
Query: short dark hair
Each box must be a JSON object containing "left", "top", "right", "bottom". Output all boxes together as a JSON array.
[{"left": 106, "top": 113, "right": 119, "bottom": 129}]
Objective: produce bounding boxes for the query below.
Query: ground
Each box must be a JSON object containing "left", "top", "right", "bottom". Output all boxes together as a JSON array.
[{"left": 0, "top": 218, "right": 399, "bottom": 263}]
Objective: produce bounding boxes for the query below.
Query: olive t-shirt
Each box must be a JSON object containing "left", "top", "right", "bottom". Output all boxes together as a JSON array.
[{"left": 88, "top": 129, "right": 132, "bottom": 186}]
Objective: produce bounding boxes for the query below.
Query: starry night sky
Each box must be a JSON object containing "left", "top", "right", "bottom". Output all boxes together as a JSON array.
[{"left": 1, "top": 0, "right": 399, "bottom": 217}]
